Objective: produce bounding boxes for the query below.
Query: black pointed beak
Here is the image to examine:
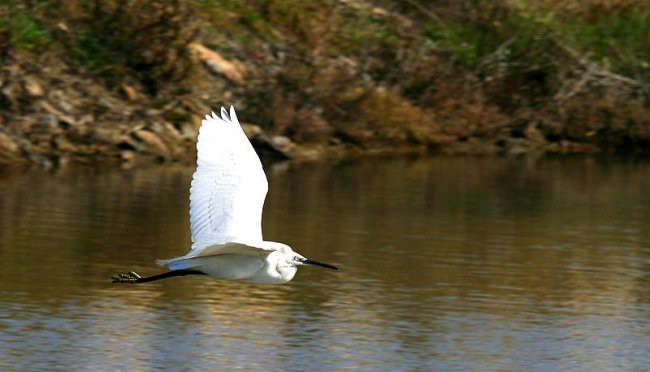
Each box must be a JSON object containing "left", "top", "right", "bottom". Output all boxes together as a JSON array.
[{"left": 303, "top": 258, "right": 339, "bottom": 271}]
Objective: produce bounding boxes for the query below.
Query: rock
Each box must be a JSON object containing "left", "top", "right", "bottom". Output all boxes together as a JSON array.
[
  {"left": 238, "top": 123, "right": 292, "bottom": 158},
  {"left": 120, "top": 150, "right": 138, "bottom": 169},
  {"left": 507, "top": 139, "right": 534, "bottom": 155},
  {"left": 134, "top": 130, "right": 170, "bottom": 157},
  {"left": 97, "top": 95, "right": 131, "bottom": 115},
  {"left": 1, "top": 86, "right": 19, "bottom": 110},
  {"left": 0, "top": 132, "right": 20, "bottom": 154},
  {"left": 500, "top": 138, "right": 545, "bottom": 156},
  {"left": 29, "top": 154, "right": 54, "bottom": 169},
  {"left": 75, "top": 114, "right": 94, "bottom": 135},
  {"left": 49, "top": 90, "right": 75, "bottom": 114},
  {"left": 292, "top": 146, "right": 323, "bottom": 161},
  {"left": 270, "top": 135, "right": 292, "bottom": 148},
  {"left": 39, "top": 101, "right": 77, "bottom": 127},
  {"left": 524, "top": 123, "right": 546, "bottom": 143},
  {"left": 250, "top": 133, "right": 291, "bottom": 160},
  {"left": 189, "top": 43, "right": 246, "bottom": 84},
  {"left": 93, "top": 128, "right": 126, "bottom": 145},
  {"left": 119, "top": 84, "right": 139, "bottom": 101},
  {"left": 371, "top": 7, "right": 389, "bottom": 17},
  {"left": 145, "top": 108, "right": 162, "bottom": 117},
  {"left": 41, "top": 114, "right": 60, "bottom": 130},
  {"left": 23, "top": 75, "right": 44, "bottom": 97},
  {"left": 164, "top": 106, "right": 189, "bottom": 123},
  {"left": 189, "top": 113, "right": 203, "bottom": 127},
  {"left": 328, "top": 137, "right": 343, "bottom": 146},
  {"left": 160, "top": 121, "right": 186, "bottom": 143},
  {"left": 180, "top": 122, "right": 198, "bottom": 140},
  {"left": 444, "top": 137, "right": 500, "bottom": 155},
  {"left": 241, "top": 123, "right": 263, "bottom": 139},
  {"left": 121, "top": 150, "right": 137, "bottom": 162},
  {"left": 56, "top": 22, "right": 69, "bottom": 32},
  {"left": 54, "top": 136, "right": 76, "bottom": 152},
  {"left": 119, "top": 138, "right": 144, "bottom": 152}
]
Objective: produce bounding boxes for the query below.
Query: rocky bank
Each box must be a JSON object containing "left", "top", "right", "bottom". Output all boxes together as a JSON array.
[{"left": 1, "top": 0, "right": 648, "bottom": 167}]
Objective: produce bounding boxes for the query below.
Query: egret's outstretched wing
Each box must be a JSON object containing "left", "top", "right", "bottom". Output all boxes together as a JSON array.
[{"left": 189, "top": 106, "right": 268, "bottom": 251}]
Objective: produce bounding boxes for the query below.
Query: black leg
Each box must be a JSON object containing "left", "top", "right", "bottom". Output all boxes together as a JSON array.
[{"left": 112, "top": 269, "right": 206, "bottom": 284}]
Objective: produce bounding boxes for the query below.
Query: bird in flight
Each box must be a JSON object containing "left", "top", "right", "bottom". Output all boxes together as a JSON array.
[{"left": 112, "top": 106, "right": 338, "bottom": 285}]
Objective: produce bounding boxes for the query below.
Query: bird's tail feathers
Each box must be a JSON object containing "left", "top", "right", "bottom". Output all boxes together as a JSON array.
[
  {"left": 156, "top": 257, "right": 201, "bottom": 271},
  {"left": 155, "top": 258, "right": 174, "bottom": 267}
]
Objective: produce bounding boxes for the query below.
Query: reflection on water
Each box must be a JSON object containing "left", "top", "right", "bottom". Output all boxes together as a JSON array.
[{"left": 0, "top": 156, "right": 649, "bottom": 369}]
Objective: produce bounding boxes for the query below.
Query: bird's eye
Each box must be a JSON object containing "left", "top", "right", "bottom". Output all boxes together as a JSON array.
[{"left": 294, "top": 256, "right": 300, "bottom": 261}]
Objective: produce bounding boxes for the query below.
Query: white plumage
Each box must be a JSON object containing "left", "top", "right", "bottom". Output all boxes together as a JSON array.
[
  {"left": 189, "top": 106, "right": 268, "bottom": 250},
  {"left": 112, "top": 106, "right": 338, "bottom": 285}
]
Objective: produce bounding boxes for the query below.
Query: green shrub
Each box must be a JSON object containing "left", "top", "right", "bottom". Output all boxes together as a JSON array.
[{"left": 6, "top": 8, "right": 51, "bottom": 51}]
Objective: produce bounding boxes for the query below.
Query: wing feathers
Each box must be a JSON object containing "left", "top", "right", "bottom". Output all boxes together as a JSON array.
[
  {"left": 229, "top": 106, "right": 238, "bottom": 123},
  {"left": 158, "top": 242, "right": 273, "bottom": 270},
  {"left": 220, "top": 106, "right": 230, "bottom": 121},
  {"left": 189, "top": 107, "right": 268, "bottom": 251}
]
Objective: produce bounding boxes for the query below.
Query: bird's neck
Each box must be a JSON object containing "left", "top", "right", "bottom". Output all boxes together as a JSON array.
[
  {"left": 277, "top": 265, "right": 297, "bottom": 282},
  {"left": 266, "top": 250, "right": 297, "bottom": 283}
]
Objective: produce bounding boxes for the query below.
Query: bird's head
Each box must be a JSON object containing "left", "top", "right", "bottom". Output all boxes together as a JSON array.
[
  {"left": 266, "top": 243, "right": 339, "bottom": 283},
  {"left": 277, "top": 245, "right": 339, "bottom": 271}
]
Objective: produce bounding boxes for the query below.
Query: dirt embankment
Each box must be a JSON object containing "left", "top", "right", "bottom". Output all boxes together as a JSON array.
[{"left": 1, "top": 1, "right": 648, "bottom": 167}]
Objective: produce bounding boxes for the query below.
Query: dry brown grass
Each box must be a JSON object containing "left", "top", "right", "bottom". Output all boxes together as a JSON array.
[{"left": 55, "top": 0, "right": 199, "bottom": 90}]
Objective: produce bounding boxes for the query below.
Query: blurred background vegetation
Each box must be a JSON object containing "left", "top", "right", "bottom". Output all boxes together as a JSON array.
[{"left": 1, "top": 0, "right": 649, "bottom": 166}]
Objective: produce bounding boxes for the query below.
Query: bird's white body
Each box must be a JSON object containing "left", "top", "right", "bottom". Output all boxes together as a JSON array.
[
  {"left": 158, "top": 241, "right": 299, "bottom": 284},
  {"left": 195, "top": 252, "right": 297, "bottom": 284},
  {"left": 149, "top": 107, "right": 336, "bottom": 284}
]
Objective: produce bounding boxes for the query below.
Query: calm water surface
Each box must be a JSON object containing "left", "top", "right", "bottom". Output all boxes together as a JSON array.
[{"left": 0, "top": 156, "right": 648, "bottom": 370}]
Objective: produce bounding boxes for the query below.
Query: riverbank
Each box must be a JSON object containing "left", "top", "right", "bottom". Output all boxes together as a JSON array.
[{"left": 1, "top": 0, "right": 648, "bottom": 167}]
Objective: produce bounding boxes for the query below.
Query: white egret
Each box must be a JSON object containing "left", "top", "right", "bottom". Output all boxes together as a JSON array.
[{"left": 112, "top": 106, "right": 338, "bottom": 285}]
